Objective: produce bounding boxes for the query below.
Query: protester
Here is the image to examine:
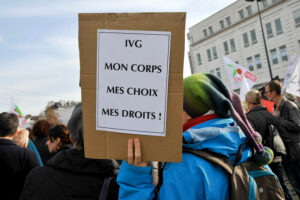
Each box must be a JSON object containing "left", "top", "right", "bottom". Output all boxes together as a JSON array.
[
  {"left": 245, "top": 89, "right": 294, "bottom": 200},
  {"left": 13, "top": 128, "right": 43, "bottom": 166},
  {"left": 20, "top": 103, "right": 119, "bottom": 200},
  {"left": 32, "top": 119, "right": 54, "bottom": 164},
  {"left": 117, "top": 73, "right": 272, "bottom": 200},
  {"left": 0, "top": 112, "right": 39, "bottom": 200},
  {"left": 46, "top": 124, "right": 72, "bottom": 154},
  {"left": 265, "top": 80, "right": 300, "bottom": 197}
]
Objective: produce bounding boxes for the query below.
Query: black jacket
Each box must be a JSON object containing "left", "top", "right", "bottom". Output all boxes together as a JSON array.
[
  {"left": 33, "top": 137, "right": 54, "bottom": 165},
  {"left": 246, "top": 105, "right": 273, "bottom": 141},
  {"left": 20, "top": 149, "right": 119, "bottom": 200},
  {"left": 273, "top": 97, "right": 300, "bottom": 161},
  {"left": 0, "top": 139, "right": 39, "bottom": 200}
]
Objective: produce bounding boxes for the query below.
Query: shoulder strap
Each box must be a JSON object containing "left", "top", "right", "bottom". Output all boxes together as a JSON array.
[
  {"left": 183, "top": 147, "right": 252, "bottom": 200},
  {"left": 99, "top": 177, "right": 113, "bottom": 200}
]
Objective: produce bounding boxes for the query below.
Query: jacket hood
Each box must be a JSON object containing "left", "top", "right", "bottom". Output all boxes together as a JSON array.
[
  {"left": 46, "top": 149, "right": 116, "bottom": 177},
  {"left": 183, "top": 117, "right": 252, "bottom": 164}
]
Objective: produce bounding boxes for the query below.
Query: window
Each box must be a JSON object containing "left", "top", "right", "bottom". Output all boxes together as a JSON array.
[
  {"left": 203, "top": 29, "right": 207, "bottom": 37},
  {"left": 207, "top": 49, "right": 212, "bottom": 61},
  {"left": 196, "top": 53, "right": 202, "bottom": 65},
  {"left": 262, "top": 0, "right": 268, "bottom": 8},
  {"left": 298, "top": 40, "right": 300, "bottom": 48},
  {"left": 275, "top": 18, "right": 283, "bottom": 35},
  {"left": 246, "top": 6, "right": 252, "bottom": 16},
  {"left": 239, "top": 10, "right": 245, "bottom": 20},
  {"left": 270, "top": 48, "right": 278, "bottom": 64},
  {"left": 226, "top": 16, "right": 231, "bottom": 26},
  {"left": 266, "top": 23, "right": 273, "bottom": 38},
  {"left": 210, "top": 69, "right": 214, "bottom": 75},
  {"left": 272, "top": 0, "right": 279, "bottom": 3},
  {"left": 235, "top": 61, "right": 239, "bottom": 64},
  {"left": 230, "top": 39, "right": 236, "bottom": 52},
  {"left": 208, "top": 26, "right": 213, "bottom": 34},
  {"left": 216, "top": 68, "right": 221, "bottom": 78},
  {"left": 243, "top": 33, "right": 249, "bottom": 47},
  {"left": 247, "top": 57, "right": 254, "bottom": 71},
  {"left": 294, "top": 9, "right": 300, "bottom": 28},
  {"left": 255, "top": 54, "right": 262, "bottom": 69},
  {"left": 279, "top": 45, "right": 288, "bottom": 61},
  {"left": 223, "top": 41, "right": 229, "bottom": 55},
  {"left": 220, "top": 20, "right": 225, "bottom": 30},
  {"left": 212, "top": 46, "right": 218, "bottom": 59},
  {"left": 250, "top": 29, "right": 257, "bottom": 44}
]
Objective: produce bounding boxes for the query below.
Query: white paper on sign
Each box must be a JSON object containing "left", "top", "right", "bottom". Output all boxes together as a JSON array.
[
  {"left": 282, "top": 54, "right": 300, "bottom": 97},
  {"left": 96, "top": 29, "right": 171, "bottom": 136}
]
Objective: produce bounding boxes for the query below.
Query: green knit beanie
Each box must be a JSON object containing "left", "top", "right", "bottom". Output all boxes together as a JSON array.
[{"left": 184, "top": 73, "right": 232, "bottom": 118}]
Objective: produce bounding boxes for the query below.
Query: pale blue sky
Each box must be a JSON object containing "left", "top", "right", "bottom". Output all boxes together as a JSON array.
[{"left": 0, "top": 0, "right": 236, "bottom": 115}]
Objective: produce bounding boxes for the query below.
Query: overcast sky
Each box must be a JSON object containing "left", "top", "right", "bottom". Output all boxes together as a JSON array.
[{"left": 0, "top": 0, "right": 237, "bottom": 115}]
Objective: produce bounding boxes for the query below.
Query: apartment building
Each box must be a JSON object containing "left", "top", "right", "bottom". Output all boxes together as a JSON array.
[{"left": 187, "top": 0, "right": 300, "bottom": 89}]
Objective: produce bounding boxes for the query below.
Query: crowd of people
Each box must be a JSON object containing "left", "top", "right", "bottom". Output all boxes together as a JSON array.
[{"left": 0, "top": 73, "right": 299, "bottom": 200}]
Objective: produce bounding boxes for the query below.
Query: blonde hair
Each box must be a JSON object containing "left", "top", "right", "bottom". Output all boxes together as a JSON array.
[
  {"left": 13, "top": 128, "right": 29, "bottom": 147},
  {"left": 245, "top": 89, "right": 262, "bottom": 105}
]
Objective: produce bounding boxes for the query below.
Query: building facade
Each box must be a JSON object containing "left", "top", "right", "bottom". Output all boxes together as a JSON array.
[{"left": 187, "top": 0, "right": 300, "bottom": 90}]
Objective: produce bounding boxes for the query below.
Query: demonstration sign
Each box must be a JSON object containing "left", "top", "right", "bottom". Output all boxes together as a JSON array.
[
  {"left": 96, "top": 29, "right": 171, "bottom": 136},
  {"left": 79, "top": 13, "right": 185, "bottom": 162}
]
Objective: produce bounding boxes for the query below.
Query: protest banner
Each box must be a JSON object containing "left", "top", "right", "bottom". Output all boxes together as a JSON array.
[
  {"left": 79, "top": 13, "right": 186, "bottom": 162},
  {"left": 281, "top": 54, "right": 300, "bottom": 97},
  {"left": 223, "top": 56, "right": 257, "bottom": 91}
]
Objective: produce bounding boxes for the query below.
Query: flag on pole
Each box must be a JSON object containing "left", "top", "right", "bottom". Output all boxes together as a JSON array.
[
  {"left": 223, "top": 56, "right": 257, "bottom": 91},
  {"left": 281, "top": 54, "right": 300, "bottom": 97},
  {"left": 10, "top": 97, "right": 26, "bottom": 128}
]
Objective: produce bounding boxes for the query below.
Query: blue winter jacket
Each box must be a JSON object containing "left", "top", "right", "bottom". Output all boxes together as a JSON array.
[{"left": 117, "top": 116, "right": 252, "bottom": 200}]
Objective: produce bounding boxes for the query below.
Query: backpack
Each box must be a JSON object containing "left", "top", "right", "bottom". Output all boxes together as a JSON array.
[
  {"left": 264, "top": 123, "right": 286, "bottom": 157},
  {"left": 183, "top": 147, "right": 285, "bottom": 200}
]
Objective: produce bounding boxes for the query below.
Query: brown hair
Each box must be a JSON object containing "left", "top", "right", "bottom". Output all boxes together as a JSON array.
[
  {"left": 245, "top": 89, "right": 262, "bottom": 105},
  {"left": 266, "top": 80, "right": 282, "bottom": 95},
  {"left": 47, "top": 124, "right": 71, "bottom": 147},
  {"left": 32, "top": 120, "right": 51, "bottom": 138}
]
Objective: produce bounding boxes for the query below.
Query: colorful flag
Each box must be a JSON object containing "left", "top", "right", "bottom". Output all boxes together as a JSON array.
[
  {"left": 10, "top": 97, "right": 26, "bottom": 128},
  {"left": 223, "top": 56, "right": 257, "bottom": 91},
  {"left": 281, "top": 54, "right": 300, "bottom": 97}
]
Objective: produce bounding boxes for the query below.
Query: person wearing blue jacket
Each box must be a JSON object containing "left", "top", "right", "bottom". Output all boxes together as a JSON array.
[{"left": 117, "top": 73, "right": 273, "bottom": 200}]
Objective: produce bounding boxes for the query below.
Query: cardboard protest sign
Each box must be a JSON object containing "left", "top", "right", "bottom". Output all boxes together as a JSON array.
[{"left": 79, "top": 13, "right": 186, "bottom": 162}]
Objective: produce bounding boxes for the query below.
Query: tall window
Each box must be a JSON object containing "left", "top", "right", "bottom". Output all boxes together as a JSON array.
[
  {"left": 279, "top": 45, "right": 288, "bottom": 61},
  {"left": 235, "top": 61, "right": 239, "bottom": 64},
  {"left": 294, "top": 9, "right": 300, "bottom": 28},
  {"left": 208, "top": 26, "right": 213, "bottom": 34},
  {"left": 212, "top": 46, "right": 218, "bottom": 59},
  {"left": 250, "top": 29, "right": 257, "bottom": 44},
  {"left": 197, "top": 53, "right": 202, "bottom": 65},
  {"left": 266, "top": 23, "right": 273, "bottom": 38},
  {"left": 246, "top": 6, "right": 252, "bottom": 16},
  {"left": 230, "top": 39, "right": 236, "bottom": 52},
  {"left": 255, "top": 54, "right": 262, "bottom": 69},
  {"left": 275, "top": 18, "right": 283, "bottom": 35},
  {"left": 243, "top": 33, "right": 249, "bottom": 47},
  {"left": 210, "top": 69, "right": 214, "bottom": 75},
  {"left": 262, "top": 0, "right": 268, "bottom": 8},
  {"left": 220, "top": 20, "right": 225, "bottom": 30},
  {"left": 203, "top": 29, "right": 207, "bottom": 37},
  {"left": 270, "top": 48, "right": 278, "bottom": 64},
  {"left": 207, "top": 49, "right": 212, "bottom": 62},
  {"left": 216, "top": 68, "right": 221, "bottom": 78},
  {"left": 223, "top": 41, "right": 229, "bottom": 55},
  {"left": 298, "top": 40, "right": 300, "bottom": 48},
  {"left": 272, "top": 0, "right": 279, "bottom": 3},
  {"left": 239, "top": 10, "right": 245, "bottom": 20},
  {"left": 226, "top": 16, "right": 231, "bottom": 26},
  {"left": 247, "top": 57, "right": 254, "bottom": 71}
]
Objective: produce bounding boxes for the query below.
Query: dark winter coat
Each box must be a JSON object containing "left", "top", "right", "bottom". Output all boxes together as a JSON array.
[
  {"left": 0, "top": 139, "right": 40, "bottom": 200},
  {"left": 246, "top": 105, "right": 273, "bottom": 141},
  {"left": 33, "top": 137, "right": 54, "bottom": 165},
  {"left": 20, "top": 148, "right": 119, "bottom": 200},
  {"left": 273, "top": 97, "right": 300, "bottom": 161}
]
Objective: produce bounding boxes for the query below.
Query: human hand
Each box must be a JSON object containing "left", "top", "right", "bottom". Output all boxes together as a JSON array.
[
  {"left": 127, "top": 138, "right": 149, "bottom": 167},
  {"left": 272, "top": 111, "right": 278, "bottom": 117}
]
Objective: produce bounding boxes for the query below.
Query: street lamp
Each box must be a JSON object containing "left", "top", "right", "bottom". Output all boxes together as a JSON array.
[{"left": 246, "top": 0, "right": 273, "bottom": 80}]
